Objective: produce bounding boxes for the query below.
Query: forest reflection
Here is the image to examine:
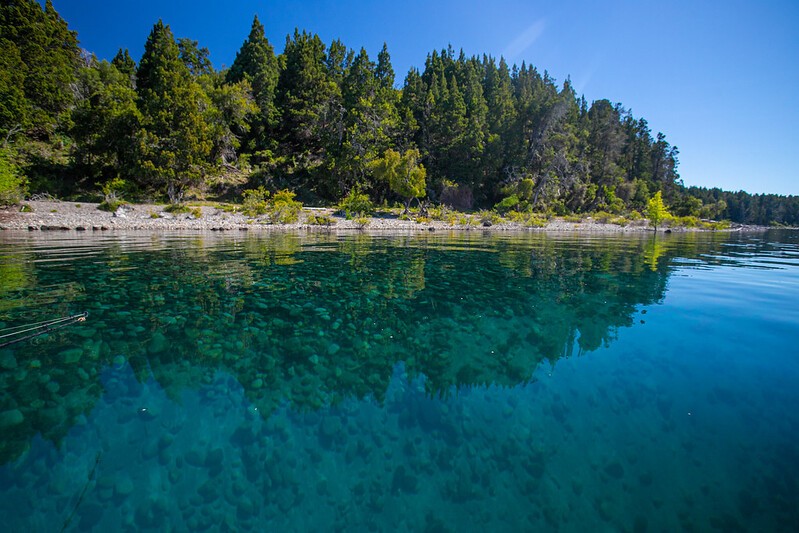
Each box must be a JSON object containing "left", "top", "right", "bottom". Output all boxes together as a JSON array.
[{"left": 0, "top": 231, "right": 750, "bottom": 463}]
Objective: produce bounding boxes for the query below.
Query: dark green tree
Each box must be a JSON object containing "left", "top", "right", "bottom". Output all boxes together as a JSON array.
[
  {"left": 275, "top": 29, "right": 341, "bottom": 199},
  {"left": 178, "top": 38, "right": 212, "bottom": 77},
  {"left": 71, "top": 59, "right": 142, "bottom": 188},
  {"left": 0, "top": 0, "right": 80, "bottom": 137},
  {"left": 226, "top": 16, "right": 280, "bottom": 154},
  {"left": 136, "top": 21, "right": 212, "bottom": 202},
  {"left": 111, "top": 48, "right": 136, "bottom": 86}
]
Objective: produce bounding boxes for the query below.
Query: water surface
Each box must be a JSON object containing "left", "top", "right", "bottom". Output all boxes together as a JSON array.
[{"left": 0, "top": 230, "right": 797, "bottom": 531}]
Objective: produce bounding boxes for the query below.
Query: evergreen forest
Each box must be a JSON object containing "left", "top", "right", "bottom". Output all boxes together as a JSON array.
[{"left": 1, "top": 1, "right": 797, "bottom": 225}]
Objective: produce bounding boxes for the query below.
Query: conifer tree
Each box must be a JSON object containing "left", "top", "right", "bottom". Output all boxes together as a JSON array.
[
  {"left": 111, "top": 48, "right": 136, "bottom": 86},
  {"left": 275, "top": 29, "right": 341, "bottom": 198},
  {"left": 0, "top": 0, "right": 80, "bottom": 137},
  {"left": 226, "top": 16, "right": 280, "bottom": 153},
  {"left": 136, "top": 21, "right": 212, "bottom": 202}
]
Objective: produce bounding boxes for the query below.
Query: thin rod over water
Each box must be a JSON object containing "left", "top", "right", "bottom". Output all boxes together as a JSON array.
[{"left": 0, "top": 312, "right": 88, "bottom": 348}]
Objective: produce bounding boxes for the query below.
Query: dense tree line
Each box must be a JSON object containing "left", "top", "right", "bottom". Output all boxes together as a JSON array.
[{"left": 1, "top": 1, "right": 796, "bottom": 224}]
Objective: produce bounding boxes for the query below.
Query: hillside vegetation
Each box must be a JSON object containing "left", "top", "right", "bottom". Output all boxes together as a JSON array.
[{"left": 0, "top": 1, "right": 796, "bottom": 225}]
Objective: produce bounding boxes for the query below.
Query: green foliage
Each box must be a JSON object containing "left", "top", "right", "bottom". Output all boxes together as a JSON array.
[
  {"left": 137, "top": 21, "right": 213, "bottom": 202},
  {"left": 97, "top": 199, "right": 126, "bottom": 212},
  {"left": 2, "top": 5, "right": 794, "bottom": 226},
  {"left": 241, "top": 186, "right": 269, "bottom": 217},
  {"left": 226, "top": 16, "right": 279, "bottom": 159},
  {"left": 71, "top": 59, "right": 142, "bottom": 185},
  {"left": 338, "top": 188, "right": 374, "bottom": 218},
  {"left": 370, "top": 148, "right": 426, "bottom": 213},
  {"left": 506, "top": 210, "right": 547, "bottom": 227},
  {"left": 163, "top": 203, "right": 191, "bottom": 214},
  {"left": 591, "top": 211, "right": 615, "bottom": 224},
  {"left": 646, "top": 191, "right": 670, "bottom": 230},
  {"left": 563, "top": 214, "right": 583, "bottom": 223},
  {"left": 494, "top": 194, "right": 521, "bottom": 215},
  {"left": 306, "top": 213, "right": 336, "bottom": 226},
  {"left": 0, "top": 0, "right": 81, "bottom": 137},
  {"left": 353, "top": 215, "right": 370, "bottom": 229},
  {"left": 670, "top": 215, "right": 700, "bottom": 228},
  {"left": 266, "top": 189, "right": 302, "bottom": 224},
  {"left": 477, "top": 209, "right": 503, "bottom": 226},
  {"left": 0, "top": 148, "right": 26, "bottom": 204},
  {"left": 427, "top": 204, "right": 454, "bottom": 222},
  {"left": 100, "top": 177, "right": 127, "bottom": 202},
  {"left": 704, "top": 220, "right": 731, "bottom": 230}
]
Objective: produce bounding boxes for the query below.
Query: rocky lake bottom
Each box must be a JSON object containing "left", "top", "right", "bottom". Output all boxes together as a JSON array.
[{"left": 0, "top": 230, "right": 796, "bottom": 531}]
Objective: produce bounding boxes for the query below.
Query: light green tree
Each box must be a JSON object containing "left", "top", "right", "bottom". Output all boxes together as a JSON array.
[
  {"left": 0, "top": 147, "right": 26, "bottom": 205},
  {"left": 370, "top": 148, "right": 426, "bottom": 213},
  {"left": 647, "top": 191, "right": 670, "bottom": 231}
]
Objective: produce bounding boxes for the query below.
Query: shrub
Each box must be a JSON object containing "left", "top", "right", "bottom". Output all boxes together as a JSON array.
[
  {"left": 494, "top": 195, "right": 521, "bottom": 215},
  {"left": 306, "top": 213, "right": 335, "bottom": 226},
  {"left": 241, "top": 186, "right": 269, "bottom": 217},
  {"left": 190, "top": 207, "right": 202, "bottom": 219},
  {"left": 354, "top": 216, "right": 370, "bottom": 229},
  {"left": 164, "top": 203, "right": 191, "bottom": 214},
  {"left": 338, "top": 188, "right": 374, "bottom": 219},
  {"left": 98, "top": 199, "right": 126, "bottom": 212},
  {"left": 671, "top": 215, "right": 700, "bottom": 228},
  {"left": 592, "top": 211, "right": 614, "bottom": 224},
  {"left": 507, "top": 210, "right": 547, "bottom": 227},
  {"left": 702, "top": 220, "right": 731, "bottom": 230},
  {"left": 477, "top": 210, "right": 503, "bottom": 226},
  {"left": 267, "top": 189, "right": 302, "bottom": 224},
  {"left": 563, "top": 214, "right": 582, "bottom": 223},
  {"left": 457, "top": 215, "right": 478, "bottom": 226},
  {"left": 0, "top": 149, "right": 26, "bottom": 205},
  {"left": 428, "top": 204, "right": 453, "bottom": 221}
]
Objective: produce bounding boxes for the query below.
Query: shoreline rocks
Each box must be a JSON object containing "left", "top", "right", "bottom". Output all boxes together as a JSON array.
[{"left": 0, "top": 200, "right": 766, "bottom": 234}]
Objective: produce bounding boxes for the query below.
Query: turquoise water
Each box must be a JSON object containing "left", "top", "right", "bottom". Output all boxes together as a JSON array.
[{"left": 0, "top": 230, "right": 797, "bottom": 531}]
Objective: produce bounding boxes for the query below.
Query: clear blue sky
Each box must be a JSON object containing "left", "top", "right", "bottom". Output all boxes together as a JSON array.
[{"left": 52, "top": 0, "right": 798, "bottom": 195}]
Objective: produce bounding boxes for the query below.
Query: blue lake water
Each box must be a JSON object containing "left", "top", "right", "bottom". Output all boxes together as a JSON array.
[{"left": 0, "top": 229, "right": 797, "bottom": 531}]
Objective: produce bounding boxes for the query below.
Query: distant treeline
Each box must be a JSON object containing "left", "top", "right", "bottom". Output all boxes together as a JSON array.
[{"left": 0, "top": 1, "right": 796, "bottom": 224}]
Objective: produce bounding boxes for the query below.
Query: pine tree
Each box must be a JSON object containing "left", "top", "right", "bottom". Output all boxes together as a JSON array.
[
  {"left": 226, "top": 16, "right": 280, "bottom": 153},
  {"left": 0, "top": 0, "right": 80, "bottom": 137},
  {"left": 111, "top": 48, "right": 136, "bottom": 86},
  {"left": 275, "top": 29, "right": 341, "bottom": 198},
  {"left": 136, "top": 21, "right": 212, "bottom": 202}
]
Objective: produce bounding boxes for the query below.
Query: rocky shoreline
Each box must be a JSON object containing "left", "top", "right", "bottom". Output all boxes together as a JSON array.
[{"left": 0, "top": 200, "right": 762, "bottom": 233}]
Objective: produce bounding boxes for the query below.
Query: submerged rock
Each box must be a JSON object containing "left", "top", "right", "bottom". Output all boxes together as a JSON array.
[
  {"left": 60, "top": 348, "right": 83, "bottom": 364},
  {"left": 0, "top": 351, "right": 17, "bottom": 370},
  {"left": 148, "top": 332, "right": 169, "bottom": 354},
  {"left": 0, "top": 409, "right": 24, "bottom": 428}
]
